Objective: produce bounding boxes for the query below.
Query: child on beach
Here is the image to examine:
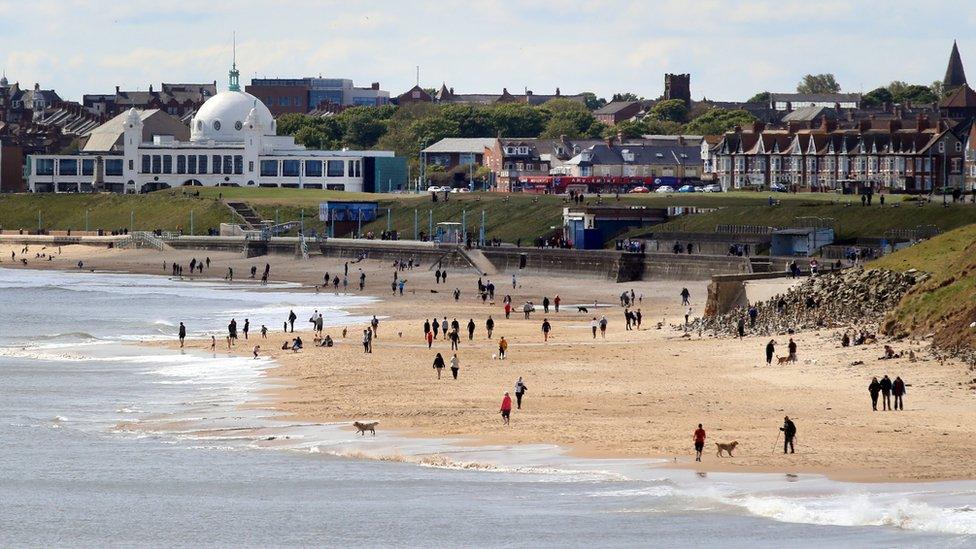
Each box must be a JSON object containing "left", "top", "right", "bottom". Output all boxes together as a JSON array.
[
  {"left": 210, "top": 335, "right": 216, "bottom": 352},
  {"left": 252, "top": 345, "right": 260, "bottom": 359},
  {"left": 693, "top": 424, "right": 706, "bottom": 462}
]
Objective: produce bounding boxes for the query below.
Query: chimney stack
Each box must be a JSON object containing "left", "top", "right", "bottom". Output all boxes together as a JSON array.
[{"left": 371, "top": 82, "right": 379, "bottom": 90}]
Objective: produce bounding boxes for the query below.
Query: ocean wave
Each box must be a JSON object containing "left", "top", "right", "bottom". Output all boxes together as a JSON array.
[
  {"left": 28, "top": 331, "right": 100, "bottom": 342},
  {"left": 726, "top": 492, "right": 976, "bottom": 535}
]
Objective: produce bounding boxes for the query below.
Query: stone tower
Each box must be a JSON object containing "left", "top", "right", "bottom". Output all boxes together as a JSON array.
[{"left": 664, "top": 73, "right": 691, "bottom": 106}]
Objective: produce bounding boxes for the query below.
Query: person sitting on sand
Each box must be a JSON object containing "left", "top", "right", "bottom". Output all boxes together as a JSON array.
[
  {"left": 882, "top": 345, "right": 897, "bottom": 359},
  {"left": 319, "top": 335, "right": 333, "bottom": 347},
  {"left": 281, "top": 340, "right": 291, "bottom": 350},
  {"left": 291, "top": 337, "right": 303, "bottom": 352}
]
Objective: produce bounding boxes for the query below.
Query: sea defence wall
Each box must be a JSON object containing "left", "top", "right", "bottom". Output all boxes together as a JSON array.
[{"left": 0, "top": 232, "right": 754, "bottom": 282}]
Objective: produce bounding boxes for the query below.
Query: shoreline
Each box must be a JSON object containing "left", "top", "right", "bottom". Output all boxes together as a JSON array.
[{"left": 6, "top": 244, "right": 976, "bottom": 484}]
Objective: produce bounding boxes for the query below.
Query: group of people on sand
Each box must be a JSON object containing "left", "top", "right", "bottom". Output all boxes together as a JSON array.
[
  {"left": 763, "top": 337, "right": 798, "bottom": 365},
  {"left": 499, "top": 377, "right": 528, "bottom": 426},
  {"left": 868, "top": 375, "right": 907, "bottom": 411}
]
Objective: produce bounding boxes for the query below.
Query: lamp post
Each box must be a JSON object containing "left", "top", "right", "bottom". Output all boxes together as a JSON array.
[
  {"left": 85, "top": 209, "right": 89, "bottom": 232},
  {"left": 414, "top": 209, "right": 418, "bottom": 240}
]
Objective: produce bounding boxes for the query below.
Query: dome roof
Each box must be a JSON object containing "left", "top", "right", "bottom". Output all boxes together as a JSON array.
[{"left": 190, "top": 90, "right": 274, "bottom": 142}]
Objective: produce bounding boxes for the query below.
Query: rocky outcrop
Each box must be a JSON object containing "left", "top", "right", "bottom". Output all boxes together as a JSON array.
[{"left": 693, "top": 267, "right": 925, "bottom": 336}]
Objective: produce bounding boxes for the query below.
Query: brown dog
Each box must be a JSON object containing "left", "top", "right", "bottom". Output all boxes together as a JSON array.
[
  {"left": 777, "top": 355, "right": 795, "bottom": 365},
  {"left": 353, "top": 421, "right": 378, "bottom": 436},
  {"left": 715, "top": 441, "right": 738, "bottom": 457}
]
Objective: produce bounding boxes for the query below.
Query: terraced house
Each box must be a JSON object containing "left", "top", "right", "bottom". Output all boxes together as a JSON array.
[{"left": 713, "top": 113, "right": 968, "bottom": 193}]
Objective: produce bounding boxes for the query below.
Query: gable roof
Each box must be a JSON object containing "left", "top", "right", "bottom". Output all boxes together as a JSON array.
[
  {"left": 422, "top": 137, "right": 496, "bottom": 154},
  {"left": 82, "top": 109, "right": 189, "bottom": 152}
]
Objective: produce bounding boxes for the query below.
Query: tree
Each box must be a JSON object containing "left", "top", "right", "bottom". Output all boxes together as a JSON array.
[
  {"left": 887, "top": 81, "right": 937, "bottom": 104},
  {"left": 746, "top": 91, "right": 770, "bottom": 104},
  {"left": 488, "top": 103, "right": 546, "bottom": 137},
  {"left": 609, "top": 120, "right": 648, "bottom": 139},
  {"left": 797, "top": 74, "right": 841, "bottom": 94},
  {"left": 683, "top": 108, "right": 756, "bottom": 135},
  {"left": 337, "top": 106, "right": 392, "bottom": 148},
  {"left": 642, "top": 119, "right": 683, "bottom": 135},
  {"left": 438, "top": 104, "right": 496, "bottom": 137},
  {"left": 931, "top": 80, "right": 946, "bottom": 99},
  {"left": 611, "top": 92, "right": 641, "bottom": 102},
  {"left": 648, "top": 99, "right": 688, "bottom": 123},
  {"left": 861, "top": 87, "right": 894, "bottom": 107},
  {"left": 580, "top": 92, "right": 606, "bottom": 110}
]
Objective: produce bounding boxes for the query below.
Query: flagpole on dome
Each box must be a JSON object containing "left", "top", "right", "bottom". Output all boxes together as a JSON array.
[{"left": 229, "top": 31, "right": 240, "bottom": 92}]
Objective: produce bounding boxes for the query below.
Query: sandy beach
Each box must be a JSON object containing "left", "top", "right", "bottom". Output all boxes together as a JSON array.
[{"left": 5, "top": 242, "right": 976, "bottom": 482}]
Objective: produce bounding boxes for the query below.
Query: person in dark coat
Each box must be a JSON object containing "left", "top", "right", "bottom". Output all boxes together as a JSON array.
[
  {"left": 765, "top": 339, "right": 775, "bottom": 366},
  {"left": 879, "top": 375, "right": 893, "bottom": 411},
  {"left": 467, "top": 318, "right": 475, "bottom": 340},
  {"left": 780, "top": 416, "right": 797, "bottom": 454},
  {"left": 868, "top": 377, "right": 882, "bottom": 411},
  {"left": 892, "top": 376, "right": 906, "bottom": 410},
  {"left": 432, "top": 353, "right": 445, "bottom": 379}
]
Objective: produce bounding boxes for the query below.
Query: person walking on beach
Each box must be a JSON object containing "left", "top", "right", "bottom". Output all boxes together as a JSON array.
[
  {"left": 486, "top": 316, "right": 494, "bottom": 339},
  {"left": 261, "top": 325, "right": 268, "bottom": 339},
  {"left": 693, "top": 424, "right": 706, "bottom": 462},
  {"left": 453, "top": 288, "right": 461, "bottom": 302},
  {"left": 210, "top": 335, "right": 216, "bottom": 352},
  {"left": 243, "top": 319, "right": 249, "bottom": 340},
  {"left": 599, "top": 315, "right": 608, "bottom": 338},
  {"left": 765, "top": 339, "right": 775, "bottom": 366},
  {"left": 879, "top": 374, "right": 892, "bottom": 411},
  {"left": 868, "top": 377, "right": 882, "bottom": 411},
  {"left": 441, "top": 316, "right": 448, "bottom": 339},
  {"left": 514, "top": 377, "right": 527, "bottom": 409},
  {"left": 780, "top": 416, "right": 797, "bottom": 454},
  {"left": 424, "top": 319, "right": 431, "bottom": 339},
  {"left": 362, "top": 329, "right": 371, "bottom": 353},
  {"left": 178, "top": 322, "right": 186, "bottom": 348},
  {"left": 432, "top": 318, "right": 440, "bottom": 339},
  {"left": 680, "top": 287, "right": 690, "bottom": 306},
  {"left": 736, "top": 317, "right": 745, "bottom": 338},
  {"left": 287, "top": 310, "right": 297, "bottom": 333},
  {"left": 433, "top": 352, "right": 446, "bottom": 379},
  {"left": 500, "top": 392, "right": 512, "bottom": 425},
  {"left": 554, "top": 295, "right": 561, "bottom": 313},
  {"left": 450, "top": 354, "right": 460, "bottom": 380},
  {"left": 787, "top": 338, "right": 797, "bottom": 362},
  {"left": 498, "top": 336, "right": 508, "bottom": 359},
  {"left": 541, "top": 318, "right": 551, "bottom": 342},
  {"left": 504, "top": 301, "right": 512, "bottom": 319},
  {"left": 426, "top": 329, "right": 433, "bottom": 349},
  {"left": 467, "top": 318, "right": 475, "bottom": 341},
  {"left": 205, "top": 257, "right": 211, "bottom": 269},
  {"left": 228, "top": 319, "right": 238, "bottom": 346},
  {"left": 449, "top": 328, "right": 460, "bottom": 350},
  {"left": 226, "top": 267, "right": 233, "bottom": 281},
  {"left": 371, "top": 315, "right": 379, "bottom": 338},
  {"left": 748, "top": 305, "right": 758, "bottom": 328},
  {"left": 512, "top": 274, "right": 517, "bottom": 289},
  {"left": 893, "top": 376, "right": 906, "bottom": 410},
  {"left": 542, "top": 296, "right": 550, "bottom": 314}
]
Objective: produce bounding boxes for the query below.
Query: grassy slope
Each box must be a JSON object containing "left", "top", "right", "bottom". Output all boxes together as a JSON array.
[
  {"left": 2, "top": 187, "right": 975, "bottom": 244},
  {"left": 870, "top": 224, "right": 976, "bottom": 352},
  {"left": 0, "top": 191, "right": 232, "bottom": 234}
]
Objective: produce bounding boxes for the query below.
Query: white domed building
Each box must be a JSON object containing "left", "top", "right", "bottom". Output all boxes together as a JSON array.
[{"left": 28, "top": 63, "right": 403, "bottom": 194}]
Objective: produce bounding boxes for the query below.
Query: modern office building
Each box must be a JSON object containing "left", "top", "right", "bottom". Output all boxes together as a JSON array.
[{"left": 245, "top": 78, "right": 390, "bottom": 115}]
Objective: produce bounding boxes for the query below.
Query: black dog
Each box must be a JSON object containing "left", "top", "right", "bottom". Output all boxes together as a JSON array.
[{"left": 577, "top": 306, "right": 588, "bottom": 313}]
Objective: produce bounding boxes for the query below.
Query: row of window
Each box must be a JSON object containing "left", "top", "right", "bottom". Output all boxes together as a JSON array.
[
  {"left": 141, "top": 154, "right": 245, "bottom": 175},
  {"left": 259, "top": 159, "right": 361, "bottom": 178},
  {"left": 267, "top": 96, "right": 304, "bottom": 107},
  {"left": 35, "top": 158, "right": 123, "bottom": 177}
]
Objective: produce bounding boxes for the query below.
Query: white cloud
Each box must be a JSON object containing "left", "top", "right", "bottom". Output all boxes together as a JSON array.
[{"left": 0, "top": 0, "right": 973, "bottom": 101}]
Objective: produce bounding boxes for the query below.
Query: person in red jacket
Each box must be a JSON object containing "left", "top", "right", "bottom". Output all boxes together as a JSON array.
[
  {"left": 693, "top": 424, "right": 706, "bottom": 462},
  {"left": 504, "top": 301, "right": 512, "bottom": 319},
  {"left": 500, "top": 392, "right": 513, "bottom": 425},
  {"left": 553, "top": 294, "right": 561, "bottom": 313}
]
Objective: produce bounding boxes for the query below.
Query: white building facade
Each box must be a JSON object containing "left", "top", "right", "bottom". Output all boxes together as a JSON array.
[{"left": 28, "top": 66, "right": 393, "bottom": 194}]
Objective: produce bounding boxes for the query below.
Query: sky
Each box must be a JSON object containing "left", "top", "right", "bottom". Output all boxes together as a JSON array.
[{"left": 2, "top": 0, "right": 976, "bottom": 103}]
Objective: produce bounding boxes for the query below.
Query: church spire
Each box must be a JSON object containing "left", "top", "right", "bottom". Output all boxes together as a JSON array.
[
  {"left": 228, "top": 32, "right": 240, "bottom": 92},
  {"left": 943, "top": 40, "right": 967, "bottom": 93}
]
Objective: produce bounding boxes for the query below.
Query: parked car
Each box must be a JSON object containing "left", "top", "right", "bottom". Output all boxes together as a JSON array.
[
  {"left": 655, "top": 185, "right": 675, "bottom": 194},
  {"left": 629, "top": 186, "right": 650, "bottom": 193},
  {"left": 677, "top": 185, "right": 698, "bottom": 193},
  {"left": 702, "top": 184, "right": 722, "bottom": 193},
  {"left": 769, "top": 182, "right": 789, "bottom": 193}
]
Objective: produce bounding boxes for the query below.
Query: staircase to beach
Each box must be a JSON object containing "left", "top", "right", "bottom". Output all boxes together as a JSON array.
[{"left": 225, "top": 201, "right": 264, "bottom": 229}]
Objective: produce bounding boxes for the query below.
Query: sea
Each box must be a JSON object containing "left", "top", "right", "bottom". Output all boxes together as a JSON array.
[{"left": 1, "top": 267, "right": 974, "bottom": 548}]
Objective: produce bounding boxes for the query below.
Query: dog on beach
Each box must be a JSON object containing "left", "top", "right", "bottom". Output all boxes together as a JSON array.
[
  {"left": 777, "top": 355, "right": 796, "bottom": 365},
  {"left": 353, "top": 421, "right": 379, "bottom": 436},
  {"left": 577, "top": 306, "right": 588, "bottom": 313},
  {"left": 715, "top": 441, "right": 738, "bottom": 457}
]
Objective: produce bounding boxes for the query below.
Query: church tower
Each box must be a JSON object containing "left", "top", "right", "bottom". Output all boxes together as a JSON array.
[{"left": 943, "top": 40, "right": 967, "bottom": 95}]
